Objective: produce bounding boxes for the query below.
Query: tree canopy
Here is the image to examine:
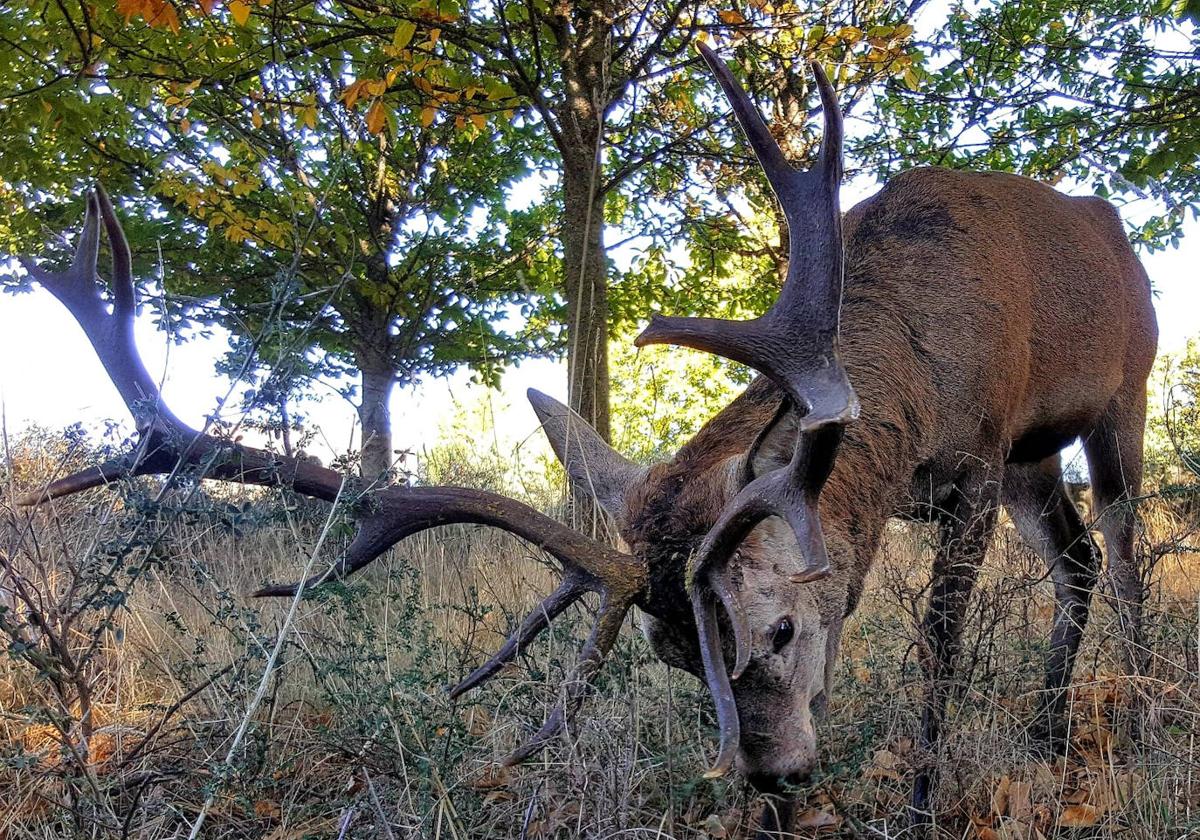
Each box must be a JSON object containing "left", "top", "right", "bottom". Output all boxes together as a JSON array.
[{"left": 1, "top": 0, "right": 1195, "bottom": 475}]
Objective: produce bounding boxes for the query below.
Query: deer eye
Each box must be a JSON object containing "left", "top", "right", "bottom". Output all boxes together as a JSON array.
[{"left": 771, "top": 617, "right": 795, "bottom": 653}]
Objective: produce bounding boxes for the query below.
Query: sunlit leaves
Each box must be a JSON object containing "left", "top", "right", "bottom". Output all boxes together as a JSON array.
[
  {"left": 365, "top": 99, "right": 388, "bottom": 135},
  {"left": 392, "top": 20, "right": 416, "bottom": 50},
  {"left": 861, "top": 0, "right": 1198, "bottom": 248},
  {"left": 228, "top": 0, "right": 251, "bottom": 26},
  {"left": 116, "top": 0, "right": 180, "bottom": 31}
]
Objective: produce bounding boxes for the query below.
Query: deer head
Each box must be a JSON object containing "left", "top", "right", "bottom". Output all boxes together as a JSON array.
[
  {"left": 538, "top": 44, "right": 858, "bottom": 786},
  {"left": 16, "top": 45, "right": 854, "bottom": 793}
]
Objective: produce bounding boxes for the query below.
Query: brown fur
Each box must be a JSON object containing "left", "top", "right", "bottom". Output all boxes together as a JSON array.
[
  {"left": 613, "top": 167, "right": 1156, "bottom": 797},
  {"left": 627, "top": 166, "right": 1154, "bottom": 586}
]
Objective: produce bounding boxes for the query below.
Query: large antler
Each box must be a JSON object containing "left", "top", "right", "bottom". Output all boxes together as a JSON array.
[
  {"left": 636, "top": 45, "right": 859, "bottom": 776},
  {"left": 17, "top": 187, "right": 648, "bottom": 764}
]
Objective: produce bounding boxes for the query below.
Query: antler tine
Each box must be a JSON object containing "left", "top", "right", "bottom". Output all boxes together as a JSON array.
[
  {"left": 20, "top": 187, "right": 654, "bottom": 767},
  {"left": 253, "top": 486, "right": 644, "bottom": 596},
  {"left": 811, "top": 61, "right": 843, "bottom": 187},
  {"left": 694, "top": 591, "right": 740, "bottom": 778},
  {"left": 502, "top": 591, "right": 629, "bottom": 765},
  {"left": 636, "top": 47, "right": 856, "bottom": 428},
  {"left": 19, "top": 191, "right": 100, "bottom": 319},
  {"left": 709, "top": 572, "right": 752, "bottom": 679},
  {"left": 695, "top": 42, "right": 796, "bottom": 196},
  {"left": 94, "top": 184, "right": 136, "bottom": 318},
  {"left": 20, "top": 188, "right": 185, "bottom": 430},
  {"left": 448, "top": 574, "right": 588, "bottom": 698}
]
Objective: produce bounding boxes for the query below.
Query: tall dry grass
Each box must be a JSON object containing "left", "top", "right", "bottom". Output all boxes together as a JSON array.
[{"left": 1, "top": 427, "right": 1197, "bottom": 839}]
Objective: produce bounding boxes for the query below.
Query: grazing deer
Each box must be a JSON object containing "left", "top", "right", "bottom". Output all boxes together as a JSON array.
[{"left": 17, "top": 45, "right": 1155, "bottom": 833}]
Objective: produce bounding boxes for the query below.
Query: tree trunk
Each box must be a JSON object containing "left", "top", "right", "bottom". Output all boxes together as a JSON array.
[
  {"left": 278, "top": 393, "right": 294, "bottom": 458},
  {"left": 561, "top": 149, "right": 611, "bottom": 443},
  {"left": 357, "top": 360, "right": 395, "bottom": 480}
]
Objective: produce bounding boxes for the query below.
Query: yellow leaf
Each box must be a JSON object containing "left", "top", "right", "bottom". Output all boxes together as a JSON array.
[
  {"left": 837, "top": 25, "right": 862, "bottom": 43},
  {"left": 428, "top": 28, "right": 440, "bottom": 44},
  {"left": 303, "top": 106, "right": 317, "bottom": 130},
  {"left": 251, "top": 109, "right": 263, "bottom": 128},
  {"left": 420, "top": 105, "right": 436, "bottom": 127},
  {"left": 229, "top": 0, "right": 251, "bottom": 26},
  {"left": 392, "top": 20, "right": 416, "bottom": 49},
  {"left": 179, "top": 117, "right": 191, "bottom": 133},
  {"left": 718, "top": 9, "right": 746, "bottom": 25},
  {"left": 340, "top": 80, "right": 365, "bottom": 109},
  {"left": 469, "top": 113, "right": 486, "bottom": 130},
  {"left": 145, "top": 0, "right": 179, "bottom": 31},
  {"left": 895, "top": 23, "right": 915, "bottom": 39},
  {"left": 366, "top": 99, "right": 387, "bottom": 134}
]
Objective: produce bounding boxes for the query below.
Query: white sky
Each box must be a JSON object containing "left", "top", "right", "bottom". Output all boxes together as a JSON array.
[{"left": 2, "top": 171, "right": 1194, "bottom": 470}]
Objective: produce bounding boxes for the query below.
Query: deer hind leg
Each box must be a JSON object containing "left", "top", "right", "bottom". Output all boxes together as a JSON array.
[
  {"left": 911, "top": 464, "right": 1003, "bottom": 823},
  {"left": 1004, "top": 456, "right": 1100, "bottom": 753},
  {"left": 1082, "top": 387, "right": 1148, "bottom": 677}
]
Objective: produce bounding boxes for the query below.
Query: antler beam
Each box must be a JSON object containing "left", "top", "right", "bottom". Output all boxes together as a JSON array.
[
  {"left": 636, "top": 44, "right": 858, "bottom": 777},
  {"left": 17, "top": 187, "right": 648, "bottom": 764}
]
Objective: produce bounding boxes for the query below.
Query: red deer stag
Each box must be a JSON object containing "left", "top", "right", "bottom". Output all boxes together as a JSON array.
[{"left": 18, "top": 45, "right": 1155, "bottom": 831}]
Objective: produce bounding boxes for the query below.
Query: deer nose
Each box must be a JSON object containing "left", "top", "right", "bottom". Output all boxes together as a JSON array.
[
  {"left": 745, "top": 769, "right": 811, "bottom": 794},
  {"left": 746, "top": 771, "right": 786, "bottom": 795}
]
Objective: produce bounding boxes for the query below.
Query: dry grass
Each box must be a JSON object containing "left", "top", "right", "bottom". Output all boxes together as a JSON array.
[{"left": 1, "top": 430, "right": 1198, "bottom": 839}]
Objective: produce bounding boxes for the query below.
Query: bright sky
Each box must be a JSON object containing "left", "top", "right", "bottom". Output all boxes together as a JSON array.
[{"left": 1, "top": 172, "right": 1195, "bottom": 470}]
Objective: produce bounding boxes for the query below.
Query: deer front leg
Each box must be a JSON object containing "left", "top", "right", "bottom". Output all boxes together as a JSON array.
[{"left": 910, "top": 466, "right": 1002, "bottom": 825}]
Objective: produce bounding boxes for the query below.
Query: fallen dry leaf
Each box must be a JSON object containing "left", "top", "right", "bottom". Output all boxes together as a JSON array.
[
  {"left": 795, "top": 808, "right": 841, "bottom": 829},
  {"left": 1058, "top": 804, "right": 1100, "bottom": 827},
  {"left": 483, "top": 789, "right": 515, "bottom": 805},
  {"left": 470, "top": 764, "right": 510, "bottom": 790},
  {"left": 461, "top": 706, "right": 492, "bottom": 738},
  {"left": 1007, "top": 781, "right": 1033, "bottom": 822},
  {"left": 253, "top": 799, "right": 281, "bottom": 820},
  {"left": 992, "top": 775, "right": 1012, "bottom": 816},
  {"left": 865, "top": 748, "right": 905, "bottom": 782},
  {"left": 701, "top": 813, "right": 728, "bottom": 838}
]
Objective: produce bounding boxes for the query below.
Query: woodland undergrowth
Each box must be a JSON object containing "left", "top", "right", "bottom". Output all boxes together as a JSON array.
[{"left": 1, "top": 426, "right": 1198, "bottom": 839}]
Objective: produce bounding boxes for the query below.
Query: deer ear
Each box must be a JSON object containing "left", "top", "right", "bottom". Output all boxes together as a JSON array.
[
  {"left": 746, "top": 401, "right": 800, "bottom": 480},
  {"left": 527, "top": 389, "right": 644, "bottom": 517}
]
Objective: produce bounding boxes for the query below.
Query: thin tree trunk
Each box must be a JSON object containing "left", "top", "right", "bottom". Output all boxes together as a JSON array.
[
  {"left": 278, "top": 394, "right": 294, "bottom": 458},
  {"left": 357, "top": 361, "right": 395, "bottom": 481},
  {"left": 562, "top": 151, "right": 611, "bottom": 444}
]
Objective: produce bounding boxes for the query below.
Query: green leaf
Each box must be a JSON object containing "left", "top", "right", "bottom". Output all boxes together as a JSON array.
[{"left": 392, "top": 20, "right": 416, "bottom": 49}]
